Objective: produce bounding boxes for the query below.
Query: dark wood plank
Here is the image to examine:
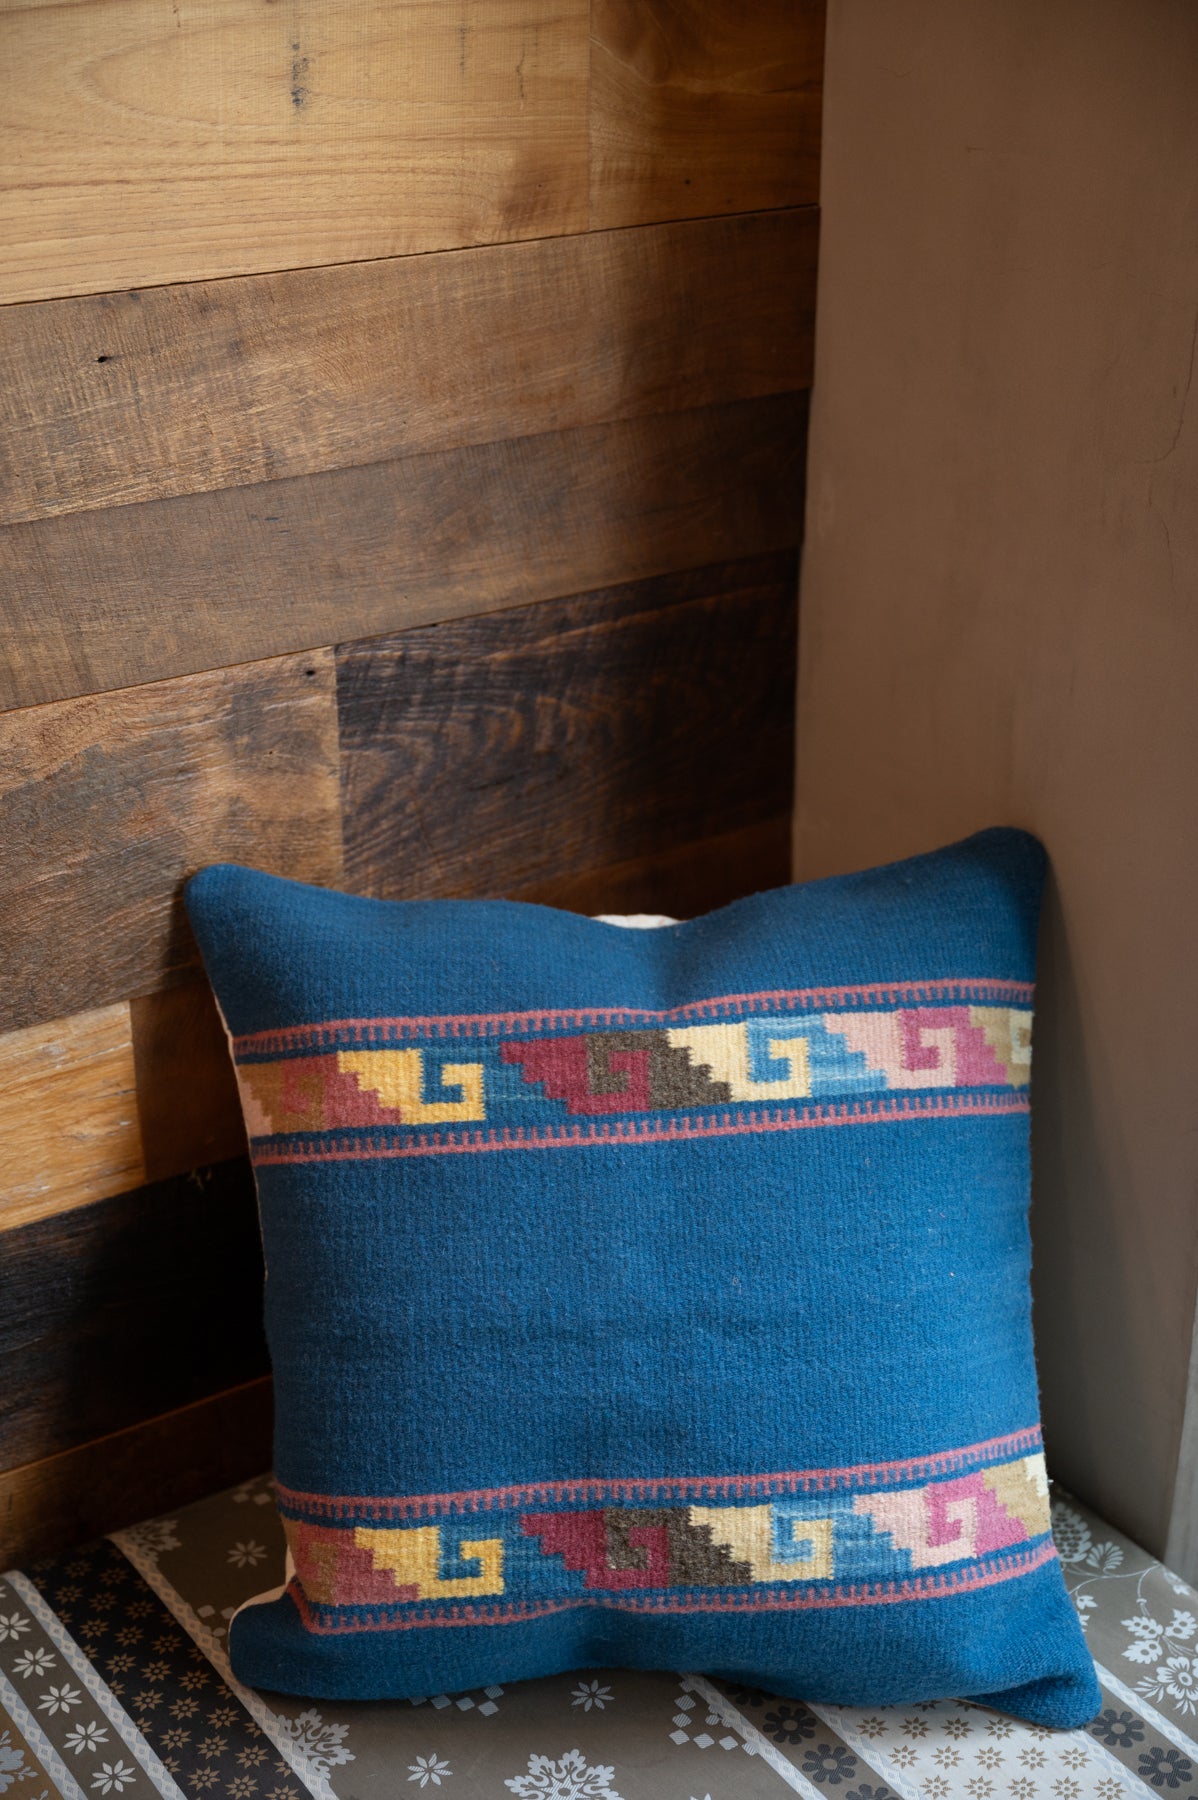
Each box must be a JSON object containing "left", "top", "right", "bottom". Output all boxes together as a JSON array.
[
  {"left": 130, "top": 983, "right": 247, "bottom": 1186},
  {"left": 590, "top": 0, "right": 824, "bottom": 229},
  {"left": 0, "top": 1379, "right": 272, "bottom": 1568},
  {"left": 513, "top": 815, "right": 793, "bottom": 918},
  {"left": 0, "top": 1161, "right": 268, "bottom": 1473},
  {"left": 0, "top": 0, "right": 588, "bottom": 304},
  {"left": 0, "top": 651, "right": 342, "bottom": 1035},
  {"left": 0, "top": 394, "right": 807, "bottom": 713},
  {"left": 337, "top": 552, "right": 798, "bottom": 902},
  {"left": 0, "top": 210, "right": 816, "bottom": 527}
]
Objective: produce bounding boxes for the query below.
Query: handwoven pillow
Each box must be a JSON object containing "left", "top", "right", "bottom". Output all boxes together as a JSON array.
[{"left": 184, "top": 828, "right": 1098, "bottom": 1726}]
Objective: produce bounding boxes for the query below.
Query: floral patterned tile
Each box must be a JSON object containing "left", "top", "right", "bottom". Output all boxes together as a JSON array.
[
  {"left": 6, "top": 1474, "right": 1198, "bottom": 1799},
  {"left": 1054, "top": 1489, "right": 1198, "bottom": 1731}
]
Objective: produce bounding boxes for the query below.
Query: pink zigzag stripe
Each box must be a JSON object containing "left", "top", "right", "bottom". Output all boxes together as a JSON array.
[
  {"left": 276, "top": 1428, "right": 1043, "bottom": 1521},
  {"left": 250, "top": 1090, "right": 1029, "bottom": 1165},
  {"left": 286, "top": 1540, "right": 1059, "bottom": 1635},
  {"left": 233, "top": 976, "right": 1034, "bottom": 1055}
]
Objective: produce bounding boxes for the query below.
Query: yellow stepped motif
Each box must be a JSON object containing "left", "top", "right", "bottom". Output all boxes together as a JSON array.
[
  {"left": 666, "top": 1024, "right": 812, "bottom": 1100},
  {"left": 337, "top": 1050, "right": 485, "bottom": 1122},
  {"left": 969, "top": 1008, "right": 1033, "bottom": 1085},
  {"left": 983, "top": 1451, "right": 1050, "bottom": 1533},
  {"left": 354, "top": 1525, "right": 504, "bottom": 1598},
  {"left": 688, "top": 1505, "right": 834, "bottom": 1581}
]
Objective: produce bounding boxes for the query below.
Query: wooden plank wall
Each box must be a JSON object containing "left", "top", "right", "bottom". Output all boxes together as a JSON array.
[{"left": 0, "top": 0, "right": 823, "bottom": 1564}]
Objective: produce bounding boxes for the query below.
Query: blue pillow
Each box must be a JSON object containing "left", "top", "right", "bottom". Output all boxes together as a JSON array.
[{"left": 184, "top": 828, "right": 1098, "bottom": 1726}]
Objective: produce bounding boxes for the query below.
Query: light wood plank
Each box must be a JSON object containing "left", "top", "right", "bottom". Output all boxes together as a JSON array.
[
  {"left": 0, "top": 0, "right": 589, "bottom": 305},
  {"left": 0, "top": 208, "right": 815, "bottom": 528},
  {"left": 0, "top": 1004, "right": 145, "bottom": 1234},
  {"left": 0, "top": 1378, "right": 272, "bottom": 1567},
  {"left": 590, "top": 0, "right": 824, "bottom": 229},
  {"left": 0, "top": 652, "right": 343, "bottom": 1034},
  {"left": 0, "top": 393, "right": 808, "bottom": 712}
]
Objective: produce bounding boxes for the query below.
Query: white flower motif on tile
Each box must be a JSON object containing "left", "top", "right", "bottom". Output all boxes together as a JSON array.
[
  {"left": 11, "top": 1650, "right": 55, "bottom": 1679},
  {"left": 1085, "top": 1540, "right": 1124, "bottom": 1573},
  {"left": 571, "top": 1682, "right": 613, "bottom": 1713},
  {"left": 407, "top": 1756, "right": 451, "bottom": 1789},
  {"left": 1051, "top": 1500, "right": 1092, "bottom": 1565},
  {"left": 1169, "top": 1610, "right": 1197, "bottom": 1641},
  {"left": 270, "top": 1709, "right": 354, "bottom": 1774},
  {"left": 1138, "top": 1653, "right": 1198, "bottom": 1713},
  {"left": 38, "top": 1685, "right": 83, "bottom": 1716},
  {"left": 503, "top": 1749, "right": 623, "bottom": 1799},
  {"left": 63, "top": 1724, "right": 110, "bottom": 1756},
  {"left": 121, "top": 1520, "right": 181, "bottom": 1559},
  {"left": 1122, "top": 1614, "right": 1165, "bottom": 1664},
  {"left": 0, "top": 1729, "right": 28, "bottom": 1795},
  {"left": 0, "top": 1615, "right": 30, "bottom": 1644},
  {"left": 227, "top": 1542, "right": 268, "bottom": 1569},
  {"left": 90, "top": 1764, "right": 137, "bottom": 1794}
]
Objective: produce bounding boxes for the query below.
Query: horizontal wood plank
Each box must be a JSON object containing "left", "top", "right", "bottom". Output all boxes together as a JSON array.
[
  {"left": 0, "top": 209, "right": 816, "bottom": 529},
  {"left": 0, "top": 652, "right": 342, "bottom": 1035},
  {"left": 513, "top": 814, "right": 793, "bottom": 918},
  {"left": 337, "top": 552, "right": 798, "bottom": 902},
  {"left": 0, "top": 0, "right": 589, "bottom": 304},
  {"left": 590, "top": 0, "right": 824, "bottom": 229},
  {"left": 130, "top": 983, "right": 247, "bottom": 1186},
  {"left": 0, "top": 1005, "right": 144, "bottom": 1235},
  {"left": 0, "top": 1379, "right": 272, "bottom": 1568},
  {"left": 1, "top": 394, "right": 807, "bottom": 713},
  {"left": 0, "top": 1162, "right": 268, "bottom": 1474}
]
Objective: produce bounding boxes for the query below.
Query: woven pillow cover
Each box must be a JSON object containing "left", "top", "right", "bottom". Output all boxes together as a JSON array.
[{"left": 184, "top": 828, "right": 1098, "bottom": 1726}]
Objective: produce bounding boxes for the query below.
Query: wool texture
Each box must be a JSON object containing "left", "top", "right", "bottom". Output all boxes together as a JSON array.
[{"left": 184, "top": 827, "right": 1099, "bottom": 1726}]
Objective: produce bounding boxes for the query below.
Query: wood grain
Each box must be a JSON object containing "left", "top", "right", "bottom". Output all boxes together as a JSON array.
[
  {"left": 130, "top": 983, "right": 247, "bottom": 1186},
  {"left": 0, "top": 209, "right": 816, "bottom": 529},
  {"left": 337, "top": 552, "right": 798, "bottom": 902},
  {"left": 590, "top": 0, "right": 824, "bottom": 229},
  {"left": 0, "top": 1161, "right": 267, "bottom": 1473},
  {"left": 1, "top": 394, "right": 807, "bottom": 714},
  {"left": 512, "top": 814, "right": 792, "bottom": 918},
  {"left": 0, "top": 1005, "right": 144, "bottom": 1235},
  {"left": 0, "top": 652, "right": 342, "bottom": 1035},
  {"left": 0, "top": 1379, "right": 272, "bottom": 1568},
  {"left": 0, "top": 0, "right": 589, "bottom": 305}
]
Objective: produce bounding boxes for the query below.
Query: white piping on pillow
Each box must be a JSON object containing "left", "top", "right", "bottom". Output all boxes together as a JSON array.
[{"left": 592, "top": 914, "right": 679, "bottom": 928}]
